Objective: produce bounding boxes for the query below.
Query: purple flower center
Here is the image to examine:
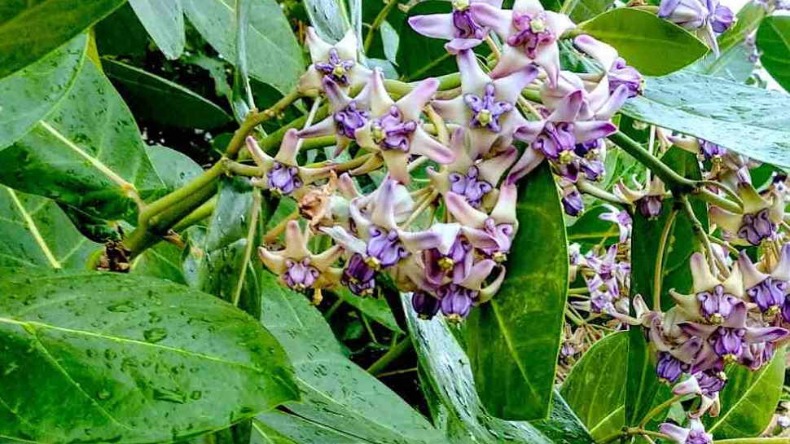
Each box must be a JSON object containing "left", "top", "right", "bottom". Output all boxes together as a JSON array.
[
  {"left": 438, "top": 283, "right": 476, "bottom": 320},
  {"left": 334, "top": 101, "right": 369, "bottom": 139},
  {"left": 609, "top": 58, "right": 642, "bottom": 98},
  {"left": 315, "top": 49, "right": 355, "bottom": 86},
  {"left": 508, "top": 12, "right": 554, "bottom": 58},
  {"left": 656, "top": 351, "right": 687, "bottom": 383},
  {"left": 695, "top": 370, "right": 727, "bottom": 396},
  {"left": 284, "top": 258, "right": 319, "bottom": 291},
  {"left": 366, "top": 226, "right": 409, "bottom": 269},
  {"left": 371, "top": 106, "right": 417, "bottom": 151},
  {"left": 342, "top": 253, "right": 376, "bottom": 296},
  {"left": 464, "top": 83, "right": 513, "bottom": 133},
  {"left": 637, "top": 195, "right": 663, "bottom": 219},
  {"left": 267, "top": 162, "right": 302, "bottom": 195},
  {"left": 696, "top": 285, "right": 739, "bottom": 323},
  {"left": 738, "top": 208, "right": 776, "bottom": 246},
  {"left": 452, "top": 7, "right": 485, "bottom": 40},
  {"left": 480, "top": 218, "right": 514, "bottom": 262},
  {"left": 747, "top": 277, "right": 787, "bottom": 314},
  {"left": 532, "top": 122, "right": 576, "bottom": 160},
  {"left": 424, "top": 236, "right": 473, "bottom": 286},
  {"left": 700, "top": 140, "right": 726, "bottom": 161},
  {"left": 562, "top": 189, "right": 584, "bottom": 217},
  {"left": 449, "top": 165, "right": 494, "bottom": 208},
  {"left": 710, "top": 327, "right": 745, "bottom": 360},
  {"left": 412, "top": 291, "right": 441, "bottom": 319},
  {"left": 686, "top": 430, "right": 713, "bottom": 444}
]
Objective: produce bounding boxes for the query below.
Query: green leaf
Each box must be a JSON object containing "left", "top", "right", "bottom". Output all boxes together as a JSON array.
[
  {"left": 0, "top": 0, "right": 125, "bottom": 79},
  {"left": 578, "top": 9, "right": 708, "bottom": 75},
  {"left": 561, "top": 332, "right": 627, "bottom": 440},
  {"left": 253, "top": 411, "right": 363, "bottom": 444},
  {"left": 103, "top": 59, "right": 232, "bottom": 130},
  {"left": 565, "top": 0, "right": 613, "bottom": 24},
  {"left": 567, "top": 205, "right": 621, "bottom": 249},
  {"left": 336, "top": 289, "right": 402, "bottom": 332},
  {"left": 718, "top": 2, "right": 766, "bottom": 53},
  {"left": 129, "top": 0, "right": 186, "bottom": 60},
  {"left": 0, "top": 35, "right": 86, "bottom": 150},
  {"left": 183, "top": 0, "right": 304, "bottom": 93},
  {"left": 621, "top": 71, "right": 790, "bottom": 168},
  {"left": 0, "top": 268, "right": 298, "bottom": 443},
  {"left": 403, "top": 294, "right": 592, "bottom": 443},
  {"left": 757, "top": 16, "right": 790, "bottom": 92},
  {"left": 258, "top": 272, "right": 444, "bottom": 444},
  {"left": 705, "top": 347, "right": 787, "bottom": 439},
  {"left": 304, "top": 0, "right": 351, "bottom": 41},
  {"left": 465, "top": 162, "right": 568, "bottom": 420},
  {"left": 0, "top": 186, "right": 99, "bottom": 269},
  {"left": 396, "top": 1, "right": 456, "bottom": 81},
  {"left": 0, "top": 61, "right": 164, "bottom": 221},
  {"left": 132, "top": 241, "right": 188, "bottom": 285},
  {"left": 146, "top": 145, "right": 205, "bottom": 192},
  {"left": 687, "top": 42, "right": 756, "bottom": 84}
]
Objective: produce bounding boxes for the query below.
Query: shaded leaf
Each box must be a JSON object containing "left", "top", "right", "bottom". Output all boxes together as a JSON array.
[
  {"left": 717, "top": 2, "right": 766, "bottom": 53},
  {"left": 0, "top": 0, "right": 125, "bottom": 78},
  {"left": 621, "top": 71, "right": 790, "bottom": 168},
  {"left": 403, "top": 294, "right": 592, "bottom": 443},
  {"left": 561, "top": 332, "right": 627, "bottom": 440},
  {"left": 304, "top": 0, "right": 350, "bottom": 41},
  {"left": 0, "top": 35, "right": 86, "bottom": 150},
  {"left": 757, "top": 16, "right": 790, "bottom": 92},
  {"left": 565, "top": 0, "right": 613, "bottom": 24},
  {"left": 129, "top": 0, "right": 186, "bottom": 60},
  {"left": 396, "top": 1, "right": 456, "bottom": 81},
  {"left": 146, "top": 145, "right": 205, "bottom": 192},
  {"left": 705, "top": 347, "right": 787, "bottom": 439},
  {"left": 183, "top": 0, "right": 304, "bottom": 93},
  {"left": 253, "top": 411, "right": 364, "bottom": 444},
  {"left": 465, "top": 162, "right": 568, "bottom": 420},
  {"left": 336, "top": 289, "right": 402, "bottom": 333},
  {"left": 578, "top": 9, "right": 708, "bottom": 75},
  {"left": 0, "top": 269, "right": 298, "bottom": 443},
  {"left": 132, "top": 241, "right": 187, "bottom": 285},
  {"left": 103, "top": 59, "right": 232, "bottom": 130},
  {"left": 567, "top": 205, "right": 620, "bottom": 249},
  {"left": 258, "top": 272, "right": 444, "bottom": 444},
  {"left": 0, "top": 186, "right": 99, "bottom": 269},
  {"left": 687, "top": 42, "right": 756, "bottom": 84},
  {"left": 0, "top": 61, "right": 164, "bottom": 221}
]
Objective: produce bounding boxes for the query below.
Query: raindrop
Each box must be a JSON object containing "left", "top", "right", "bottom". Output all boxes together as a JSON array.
[
  {"left": 143, "top": 328, "right": 168, "bottom": 343},
  {"left": 153, "top": 387, "right": 187, "bottom": 404}
]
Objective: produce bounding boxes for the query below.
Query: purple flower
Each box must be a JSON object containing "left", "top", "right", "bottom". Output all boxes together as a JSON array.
[
  {"left": 449, "top": 166, "right": 494, "bottom": 208},
  {"left": 300, "top": 28, "right": 371, "bottom": 93},
  {"left": 366, "top": 226, "right": 410, "bottom": 268},
  {"left": 659, "top": 419, "right": 713, "bottom": 444},
  {"left": 738, "top": 208, "right": 777, "bottom": 246},
  {"left": 656, "top": 351, "right": 688, "bottom": 383},
  {"left": 708, "top": 0, "right": 734, "bottom": 33},
  {"left": 739, "top": 244, "right": 790, "bottom": 318},
  {"left": 342, "top": 253, "right": 376, "bottom": 296},
  {"left": 658, "top": 0, "right": 708, "bottom": 30},
  {"left": 407, "top": 0, "right": 504, "bottom": 53},
  {"left": 637, "top": 195, "right": 663, "bottom": 219},
  {"left": 423, "top": 232, "right": 475, "bottom": 285},
  {"left": 747, "top": 277, "right": 786, "bottom": 314},
  {"left": 246, "top": 130, "right": 332, "bottom": 194},
  {"left": 267, "top": 162, "right": 302, "bottom": 196},
  {"left": 709, "top": 327, "right": 745, "bottom": 360},
  {"left": 438, "top": 283, "right": 476, "bottom": 320},
  {"left": 696, "top": 285, "right": 740, "bottom": 324},
  {"left": 561, "top": 188, "right": 584, "bottom": 216},
  {"left": 477, "top": 0, "right": 575, "bottom": 84},
  {"left": 599, "top": 205, "right": 632, "bottom": 244},
  {"left": 609, "top": 58, "right": 643, "bottom": 98},
  {"left": 355, "top": 72, "right": 455, "bottom": 183},
  {"left": 412, "top": 291, "right": 441, "bottom": 319},
  {"left": 259, "top": 220, "right": 343, "bottom": 292},
  {"left": 433, "top": 50, "right": 538, "bottom": 155}
]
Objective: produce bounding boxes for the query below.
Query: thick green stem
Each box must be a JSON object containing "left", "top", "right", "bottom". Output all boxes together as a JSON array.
[
  {"left": 367, "top": 339, "right": 412, "bottom": 376},
  {"left": 608, "top": 132, "right": 696, "bottom": 192},
  {"left": 696, "top": 187, "right": 743, "bottom": 214},
  {"left": 172, "top": 197, "right": 217, "bottom": 232},
  {"left": 225, "top": 89, "right": 301, "bottom": 158},
  {"left": 653, "top": 209, "right": 678, "bottom": 311},
  {"left": 638, "top": 394, "right": 684, "bottom": 428}
]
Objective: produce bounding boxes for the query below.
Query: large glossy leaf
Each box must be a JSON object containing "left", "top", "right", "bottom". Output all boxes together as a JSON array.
[
  {"left": 258, "top": 272, "right": 444, "bottom": 443},
  {"left": 705, "top": 347, "right": 787, "bottom": 439},
  {"left": 561, "top": 332, "right": 627, "bottom": 440},
  {"left": 0, "top": 0, "right": 125, "bottom": 79},
  {"left": 0, "top": 35, "right": 86, "bottom": 149},
  {"left": 465, "top": 162, "right": 568, "bottom": 420},
  {"left": 146, "top": 145, "right": 205, "bottom": 193},
  {"left": 0, "top": 61, "right": 164, "bottom": 221},
  {"left": 404, "top": 294, "right": 593, "bottom": 443},
  {"left": 103, "top": 59, "right": 232, "bottom": 130},
  {"left": 0, "top": 269, "right": 298, "bottom": 443},
  {"left": 183, "top": 0, "right": 304, "bottom": 93},
  {"left": 624, "top": 148, "right": 705, "bottom": 424},
  {"left": 396, "top": 1, "right": 457, "bottom": 81},
  {"left": 304, "top": 0, "right": 350, "bottom": 41},
  {"left": 0, "top": 186, "right": 99, "bottom": 269},
  {"left": 564, "top": 0, "right": 613, "bottom": 24},
  {"left": 129, "top": 0, "right": 185, "bottom": 60},
  {"left": 336, "top": 289, "right": 402, "bottom": 332},
  {"left": 621, "top": 71, "right": 790, "bottom": 168},
  {"left": 718, "top": 2, "right": 766, "bottom": 53},
  {"left": 253, "top": 411, "right": 363, "bottom": 444},
  {"left": 757, "top": 16, "right": 790, "bottom": 92},
  {"left": 577, "top": 9, "right": 707, "bottom": 76}
]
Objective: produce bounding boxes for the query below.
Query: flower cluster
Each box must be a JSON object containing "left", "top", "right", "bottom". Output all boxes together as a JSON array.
[
  {"left": 658, "top": 0, "right": 734, "bottom": 54},
  {"left": 254, "top": 0, "right": 641, "bottom": 322}
]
